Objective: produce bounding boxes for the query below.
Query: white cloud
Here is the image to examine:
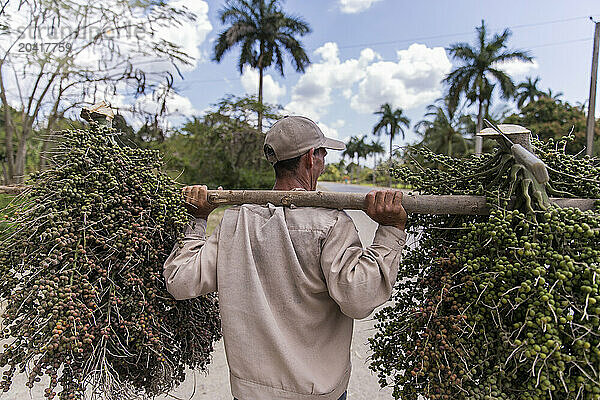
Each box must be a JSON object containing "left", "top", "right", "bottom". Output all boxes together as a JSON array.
[
  {"left": 241, "top": 66, "right": 287, "bottom": 104},
  {"left": 317, "top": 121, "right": 339, "bottom": 139},
  {"left": 69, "top": 1, "right": 212, "bottom": 74},
  {"left": 286, "top": 42, "right": 451, "bottom": 120},
  {"left": 350, "top": 44, "right": 452, "bottom": 113},
  {"left": 156, "top": 0, "right": 212, "bottom": 69},
  {"left": 286, "top": 42, "right": 378, "bottom": 119},
  {"left": 338, "top": 0, "right": 381, "bottom": 13},
  {"left": 332, "top": 119, "right": 346, "bottom": 129},
  {"left": 493, "top": 60, "right": 539, "bottom": 78},
  {"left": 134, "top": 90, "right": 196, "bottom": 117}
]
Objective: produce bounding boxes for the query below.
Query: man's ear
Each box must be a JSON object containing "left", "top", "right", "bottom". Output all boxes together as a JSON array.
[{"left": 306, "top": 148, "right": 315, "bottom": 168}]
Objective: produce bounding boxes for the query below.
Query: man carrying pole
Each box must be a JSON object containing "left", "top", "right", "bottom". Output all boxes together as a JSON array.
[{"left": 163, "top": 116, "right": 407, "bottom": 400}]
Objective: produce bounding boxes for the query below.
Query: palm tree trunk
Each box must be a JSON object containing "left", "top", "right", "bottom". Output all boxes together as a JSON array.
[
  {"left": 475, "top": 99, "right": 483, "bottom": 156},
  {"left": 388, "top": 135, "right": 393, "bottom": 187},
  {"left": 258, "top": 66, "right": 263, "bottom": 133},
  {"left": 448, "top": 135, "right": 453, "bottom": 156},
  {"left": 1, "top": 88, "right": 16, "bottom": 184},
  {"left": 1, "top": 160, "right": 7, "bottom": 185},
  {"left": 372, "top": 154, "right": 376, "bottom": 185}
]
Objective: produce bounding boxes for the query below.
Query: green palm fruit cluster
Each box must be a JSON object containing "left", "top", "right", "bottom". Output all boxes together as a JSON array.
[
  {"left": 0, "top": 123, "right": 221, "bottom": 400},
  {"left": 369, "top": 133, "right": 600, "bottom": 400}
]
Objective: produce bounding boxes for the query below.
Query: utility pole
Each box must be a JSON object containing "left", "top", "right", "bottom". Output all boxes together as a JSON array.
[{"left": 586, "top": 19, "right": 600, "bottom": 156}]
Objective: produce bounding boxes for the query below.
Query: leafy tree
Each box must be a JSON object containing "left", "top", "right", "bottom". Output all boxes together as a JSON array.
[
  {"left": 0, "top": 105, "right": 48, "bottom": 184},
  {"left": 444, "top": 20, "right": 532, "bottom": 154},
  {"left": 160, "top": 95, "right": 282, "bottom": 189},
  {"left": 515, "top": 76, "right": 544, "bottom": 109},
  {"left": 415, "top": 99, "right": 469, "bottom": 156},
  {"left": 213, "top": 0, "right": 311, "bottom": 132},
  {"left": 319, "top": 163, "right": 343, "bottom": 182},
  {"left": 503, "top": 96, "right": 600, "bottom": 155},
  {"left": 372, "top": 103, "right": 411, "bottom": 162},
  {"left": 0, "top": 0, "right": 197, "bottom": 183}
]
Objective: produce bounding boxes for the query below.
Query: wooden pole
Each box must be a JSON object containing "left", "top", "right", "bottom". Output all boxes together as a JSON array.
[
  {"left": 2, "top": 186, "right": 596, "bottom": 215},
  {"left": 586, "top": 21, "right": 600, "bottom": 156},
  {"left": 207, "top": 190, "right": 598, "bottom": 215}
]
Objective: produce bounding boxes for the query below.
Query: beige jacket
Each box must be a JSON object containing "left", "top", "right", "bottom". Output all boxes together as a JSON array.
[{"left": 163, "top": 204, "right": 406, "bottom": 400}]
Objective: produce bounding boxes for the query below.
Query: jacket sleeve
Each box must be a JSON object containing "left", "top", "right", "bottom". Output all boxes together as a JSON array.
[
  {"left": 163, "top": 218, "right": 219, "bottom": 299},
  {"left": 320, "top": 212, "right": 406, "bottom": 319}
]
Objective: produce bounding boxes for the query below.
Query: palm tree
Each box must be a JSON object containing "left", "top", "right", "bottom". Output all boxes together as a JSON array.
[
  {"left": 354, "top": 136, "right": 370, "bottom": 168},
  {"left": 212, "top": 0, "right": 311, "bottom": 132},
  {"left": 416, "top": 100, "right": 468, "bottom": 157},
  {"left": 368, "top": 138, "right": 385, "bottom": 185},
  {"left": 444, "top": 20, "right": 533, "bottom": 155},
  {"left": 516, "top": 76, "right": 544, "bottom": 109},
  {"left": 342, "top": 136, "right": 359, "bottom": 182},
  {"left": 575, "top": 100, "right": 588, "bottom": 112},
  {"left": 372, "top": 103, "right": 410, "bottom": 162},
  {"left": 368, "top": 138, "right": 385, "bottom": 168},
  {"left": 543, "top": 88, "right": 563, "bottom": 102}
]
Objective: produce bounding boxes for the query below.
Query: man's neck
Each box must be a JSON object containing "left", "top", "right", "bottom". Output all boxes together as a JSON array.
[{"left": 273, "top": 177, "right": 313, "bottom": 191}]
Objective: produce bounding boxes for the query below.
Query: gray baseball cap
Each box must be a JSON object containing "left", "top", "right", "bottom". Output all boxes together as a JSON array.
[{"left": 264, "top": 116, "right": 346, "bottom": 164}]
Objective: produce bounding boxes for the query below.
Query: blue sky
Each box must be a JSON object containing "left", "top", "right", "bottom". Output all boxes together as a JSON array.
[{"left": 167, "top": 0, "right": 600, "bottom": 162}]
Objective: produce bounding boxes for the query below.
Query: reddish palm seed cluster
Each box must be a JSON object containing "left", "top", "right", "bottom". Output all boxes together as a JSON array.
[{"left": 0, "top": 123, "right": 221, "bottom": 400}]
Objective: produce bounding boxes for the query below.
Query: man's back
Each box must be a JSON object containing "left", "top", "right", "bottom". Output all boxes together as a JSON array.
[{"left": 164, "top": 203, "right": 405, "bottom": 399}]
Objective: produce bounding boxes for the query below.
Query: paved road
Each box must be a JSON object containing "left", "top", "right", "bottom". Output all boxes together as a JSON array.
[
  {"left": 317, "top": 181, "right": 389, "bottom": 194},
  {"left": 2, "top": 182, "right": 402, "bottom": 400}
]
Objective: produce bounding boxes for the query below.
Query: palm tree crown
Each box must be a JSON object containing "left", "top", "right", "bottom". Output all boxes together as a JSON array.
[
  {"left": 368, "top": 138, "right": 385, "bottom": 163},
  {"left": 416, "top": 98, "right": 468, "bottom": 156},
  {"left": 372, "top": 103, "right": 410, "bottom": 162},
  {"left": 444, "top": 20, "right": 532, "bottom": 154},
  {"left": 516, "top": 76, "right": 544, "bottom": 109},
  {"left": 342, "top": 136, "right": 359, "bottom": 165},
  {"left": 213, "top": 0, "right": 311, "bottom": 131},
  {"left": 543, "top": 88, "right": 563, "bottom": 102}
]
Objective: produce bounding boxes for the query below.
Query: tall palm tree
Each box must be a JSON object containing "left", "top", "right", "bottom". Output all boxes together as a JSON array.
[
  {"left": 372, "top": 103, "right": 410, "bottom": 162},
  {"left": 368, "top": 138, "right": 385, "bottom": 169},
  {"left": 368, "top": 138, "right": 385, "bottom": 185},
  {"left": 444, "top": 20, "right": 533, "bottom": 155},
  {"left": 354, "top": 136, "right": 370, "bottom": 168},
  {"left": 575, "top": 100, "right": 588, "bottom": 112},
  {"left": 543, "top": 88, "right": 563, "bottom": 102},
  {"left": 342, "top": 136, "right": 359, "bottom": 182},
  {"left": 416, "top": 99, "right": 468, "bottom": 157},
  {"left": 213, "top": 0, "right": 311, "bottom": 132},
  {"left": 516, "top": 76, "right": 544, "bottom": 109}
]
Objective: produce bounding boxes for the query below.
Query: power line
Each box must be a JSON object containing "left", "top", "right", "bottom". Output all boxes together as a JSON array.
[
  {"left": 528, "top": 37, "right": 592, "bottom": 49},
  {"left": 181, "top": 15, "right": 600, "bottom": 86},
  {"left": 334, "top": 15, "right": 596, "bottom": 50}
]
